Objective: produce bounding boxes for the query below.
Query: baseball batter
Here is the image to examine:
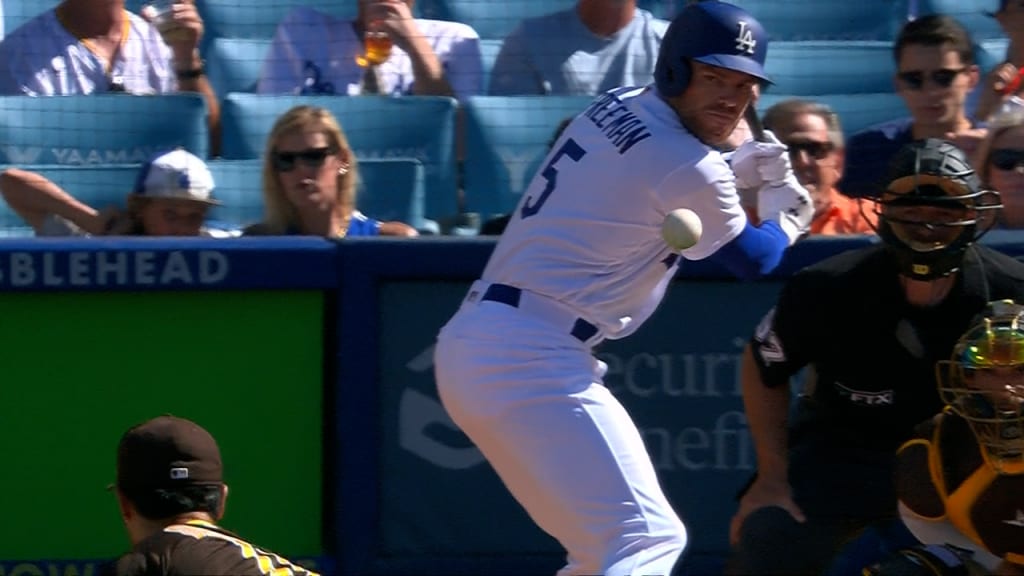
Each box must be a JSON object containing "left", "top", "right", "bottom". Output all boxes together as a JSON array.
[{"left": 433, "top": 2, "right": 813, "bottom": 575}]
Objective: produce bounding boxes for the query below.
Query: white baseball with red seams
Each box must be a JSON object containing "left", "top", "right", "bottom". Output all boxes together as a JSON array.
[{"left": 662, "top": 208, "right": 703, "bottom": 251}]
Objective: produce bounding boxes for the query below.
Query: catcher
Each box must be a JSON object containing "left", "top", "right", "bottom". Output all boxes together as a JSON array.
[{"left": 865, "top": 300, "right": 1024, "bottom": 575}]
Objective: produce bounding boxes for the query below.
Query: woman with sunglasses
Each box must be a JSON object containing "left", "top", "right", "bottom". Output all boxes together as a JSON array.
[
  {"left": 975, "top": 108, "right": 1024, "bottom": 229},
  {"left": 243, "top": 105, "right": 418, "bottom": 238}
]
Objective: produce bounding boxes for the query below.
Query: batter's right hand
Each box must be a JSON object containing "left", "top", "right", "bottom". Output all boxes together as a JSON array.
[
  {"left": 729, "top": 129, "right": 790, "bottom": 190},
  {"left": 728, "top": 477, "right": 806, "bottom": 547}
]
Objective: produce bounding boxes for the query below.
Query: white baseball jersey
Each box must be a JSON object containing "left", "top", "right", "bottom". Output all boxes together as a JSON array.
[
  {"left": 0, "top": 9, "right": 175, "bottom": 96},
  {"left": 483, "top": 85, "right": 747, "bottom": 339}
]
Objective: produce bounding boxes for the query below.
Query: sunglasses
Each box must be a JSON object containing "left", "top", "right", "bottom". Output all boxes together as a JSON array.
[
  {"left": 991, "top": 148, "right": 1024, "bottom": 171},
  {"left": 897, "top": 68, "right": 966, "bottom": 90},
  {"left": 272, "top": 146, "right": 337, "bottom": 172},
  {"left": 785, "top": 140, "right": 834, "bottom": 161}
]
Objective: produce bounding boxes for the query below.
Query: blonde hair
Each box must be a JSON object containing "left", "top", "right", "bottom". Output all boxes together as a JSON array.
[
  {"left": 975, "top": 108, "right": 1024, "bottom": 186},
  {"left": 260, "top": 106, "right": 359, "bottom": 234}
]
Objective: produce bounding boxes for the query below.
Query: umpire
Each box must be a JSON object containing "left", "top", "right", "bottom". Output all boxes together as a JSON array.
[
  {"left": 102, "top": 415, "right": 319, "bottom": 576},
  {"left": 726, "top": 138, "right": 1024, "bottom": 575}
]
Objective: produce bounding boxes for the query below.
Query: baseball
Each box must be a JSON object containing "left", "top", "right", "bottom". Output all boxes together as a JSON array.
[{"left": 661, "top": 208, "right": 703, "bottom": 251}]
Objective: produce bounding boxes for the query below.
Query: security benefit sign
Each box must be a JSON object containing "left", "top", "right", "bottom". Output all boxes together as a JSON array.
[{"left": 376, "top": 279, "right": 784, "bottom": 561}]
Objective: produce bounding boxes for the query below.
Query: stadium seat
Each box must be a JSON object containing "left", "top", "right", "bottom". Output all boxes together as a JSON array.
[
  {"left": 765, "top": 41, "right": 896, "bottom": 96},
  {"left": 480, "top": 38, "right": 505, "bottom": 95},
  {"left": 728, "top": 0, "right": 909, "bottom": 41},
  {"left": 416, "top": 0, "right": 577, "bottom": 40},
  {"left": 356, "top": 158, "right": 431, "bottom": 233},
  {"left": 219, "top": 94, "right": 457, "bottom": 222},
  {"left": 462, "top": 95, "right": 593, "bottom": 218},
  {"left": 0, "top": 163, "right": 140, "bottom": 235},
  {"left": 203, "top": 159, "right": 265, "bottom": 228},
  {"left": 976, "top": 37, "right": 1011, "bottom": 72},
  {"left": 636, "top": 0, "right": 680, "bottom": 20},
  {"left": 914, "top": 0, "right": 1005, "bottom": 40},
  {"left": 0, "top": 94, "right": 210, "bottom": 165},
  {"left": 203, "top": 157, "right": 431, "bottom": 233},
  {"left": 196, "top": 0, "right": 359, "bottom": 40},
  {"left": 206, "top": 38, "right": 272, "bottom": 96},
  {"left": 755, "top": 92, "right": 909, "bottom": 138}
]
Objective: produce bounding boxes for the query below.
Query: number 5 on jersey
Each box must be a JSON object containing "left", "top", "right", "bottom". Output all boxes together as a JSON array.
[{"left": 520, "top": 138, "right": 587, "bottom": 219}]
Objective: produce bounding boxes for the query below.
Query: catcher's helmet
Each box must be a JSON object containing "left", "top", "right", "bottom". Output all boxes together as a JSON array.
[
  {"left": 871, "top": 138, "right": 1001, "bottom": 280},
  {"left": 937, "top": 299, "right": 1024, "bottom": 473},
  {"left": 654, "top": 0, "right": 771, "bottom": 98}
]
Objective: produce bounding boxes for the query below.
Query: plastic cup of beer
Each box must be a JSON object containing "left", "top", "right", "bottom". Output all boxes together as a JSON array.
[
  {"left": 141, "top": 0, "right": 176, "bottom": 33},
  {"left": 355, "top": 26, "right": 393, "bottom": 67}
]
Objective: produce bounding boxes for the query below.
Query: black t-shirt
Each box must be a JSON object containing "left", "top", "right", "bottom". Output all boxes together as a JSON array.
[
  {"left": 99, "top": 519, "right": 319, "bottom": 576},
  {"left": 750, "top": 244, "right": 1024, "bottom": 456}
]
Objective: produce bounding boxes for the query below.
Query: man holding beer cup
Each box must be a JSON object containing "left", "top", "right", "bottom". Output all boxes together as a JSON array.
[
  {"left": 0, "top": 0, "right": 221, "bottom": 153},
  {"left": 258, "top": 0, "right": 484, "bottom": 101}
]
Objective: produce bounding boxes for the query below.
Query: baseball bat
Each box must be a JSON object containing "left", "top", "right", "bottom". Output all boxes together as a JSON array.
[{"left": 744, "top": 105, "right": 767, "bottom": 142}]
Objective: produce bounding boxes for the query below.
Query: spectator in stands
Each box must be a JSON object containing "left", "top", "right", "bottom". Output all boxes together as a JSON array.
[
  {"left": 757, "top": 99, "right": 876, "bottom": 235},
  {"left": 975, "top": 0, "right": 1024, "bottom": 121},
  {"left": 244, "top": 105, "right": 418, "bottom": 238},
  {"left": 488, "top": 0, "right": 667, "bottom": 96},
  {"left": 976, "top": 107, "right": 1024, "bottom": 228},
  {"left": 0, "top": 0, "right": 220, "bottom": 154},
  {"left": 0, "top": 148, "right": 222, "bottom": 237},
  {"left": 840, "top": 15, "right": 986, "bottom": 199},
  {"left": 257, "top": 0, "right": 482, "bottom": 101},
  {"left": 101, "top": 415, "right": 319, "bottom": 576}
]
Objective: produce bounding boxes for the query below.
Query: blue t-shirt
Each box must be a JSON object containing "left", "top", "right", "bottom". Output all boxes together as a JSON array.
[{"left": 837, "top": 117, "right": 914, "bottom": 199}]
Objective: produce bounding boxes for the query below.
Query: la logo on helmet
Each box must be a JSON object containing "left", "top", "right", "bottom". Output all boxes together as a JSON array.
[{"left": 735, "top": 21, "right": 756, "bottom": 55}]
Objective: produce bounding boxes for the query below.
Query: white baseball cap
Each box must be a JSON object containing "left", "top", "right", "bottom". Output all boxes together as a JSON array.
[{"left": 133, "top": 148, "right": 219, "bottom": 205}]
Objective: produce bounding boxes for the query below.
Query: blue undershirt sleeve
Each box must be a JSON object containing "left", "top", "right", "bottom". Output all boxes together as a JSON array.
[{"left": 707, "top": 220, "right": 790, "bottom": 281}]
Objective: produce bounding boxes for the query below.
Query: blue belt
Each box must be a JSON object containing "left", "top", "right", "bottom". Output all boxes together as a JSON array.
[{"left": 481, "top": 283, "right": 600, "bottom": 343}]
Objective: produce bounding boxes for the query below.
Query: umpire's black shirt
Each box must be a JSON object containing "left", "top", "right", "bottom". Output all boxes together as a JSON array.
[
  {"left": 100, "top": 519, "right": 319, "bottom": 576},
  {"left": 748, "top": 244, "right": 1024, "bottom": 517}
]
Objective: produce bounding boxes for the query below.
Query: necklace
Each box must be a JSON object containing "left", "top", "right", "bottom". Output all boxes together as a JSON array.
[
  {"left": 336, "top": 214, "right": 352, "bottom": 239},
  {"left": 55, "top": 7, "right": 132, "bottom": 75}
]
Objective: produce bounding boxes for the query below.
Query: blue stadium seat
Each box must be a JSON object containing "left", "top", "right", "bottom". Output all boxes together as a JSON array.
[
  {"left": 203, "top": 159, "right": 265, "bottom": 228},
  {"left": 0, "top": 94, "right": 209, "bottom": 165},
  {"left": 914, "top": 0, "right": 1005, "bottom": 40},
  {"left": 636, "top": 0, "right": 677, "bottom": 20},
  {"left": 462, "top": 95, "right": 592, "bottom": 218},
  {"left": 219, "top": 94, "right": 458, "bottom": 222},
  {"left": 203, "top": 157, "right": 431, "bottom": 233},
  {"left": 728, "top": 0, "right": 909, "bottom": 41},
  {"left": 976, "top": 37, "right": 1011, "bottom": 72},
  {"left": 416, "top": 0, "right": 577, "bottom": 40},
  {"left": 196, "top": 0, "right": 358, "bottom": 40},
  {"left": 356, "top": 158, "right": 430, "bottom": 233},
  {"left": 206, "top": 38, "right": 272, "bottom": 96},
  {"left": 480, "top": 38, "right": 505, "bottom": 95},
  {"left": 0, "top": 163, "right": 140, "bottom": 235},
  {"left": 755, "top": 92, "right": 909, "bottom": 138},
  {"left": 765, "top": 41, "right": 896, "bottom": 96}
]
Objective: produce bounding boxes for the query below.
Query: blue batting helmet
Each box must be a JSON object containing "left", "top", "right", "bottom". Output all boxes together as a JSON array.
[{"left": 654, "top": 0, "right": 772, "bottom": 98}]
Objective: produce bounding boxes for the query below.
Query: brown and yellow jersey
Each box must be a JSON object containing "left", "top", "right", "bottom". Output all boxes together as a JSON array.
[{"left": 101, "top": 519, "right": 320, "bottom": 576}]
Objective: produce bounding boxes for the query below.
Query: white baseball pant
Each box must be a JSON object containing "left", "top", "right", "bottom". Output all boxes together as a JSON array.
[{"left": 434, "top": 281, "right": 688, "bottom": 576}]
